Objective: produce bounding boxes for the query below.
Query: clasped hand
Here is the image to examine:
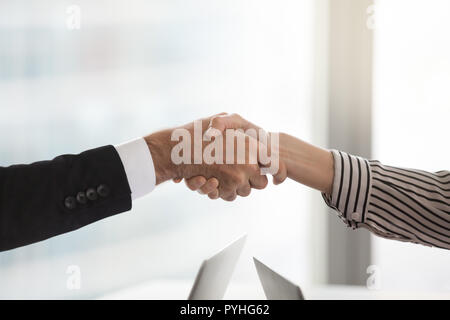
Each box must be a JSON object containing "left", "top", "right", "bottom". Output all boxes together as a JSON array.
[{"left": 144, "top": 113, "right": 287, "bottom": 201}]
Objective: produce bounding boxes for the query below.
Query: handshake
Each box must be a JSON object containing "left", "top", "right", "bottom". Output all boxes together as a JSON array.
[{"left": 144, "top": 113, "right": 291, "bottom": 201}]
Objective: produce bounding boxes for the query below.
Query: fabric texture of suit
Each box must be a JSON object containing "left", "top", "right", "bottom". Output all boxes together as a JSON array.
[{"left": 0, "top": 145, "right": 132, "bottom": 252}]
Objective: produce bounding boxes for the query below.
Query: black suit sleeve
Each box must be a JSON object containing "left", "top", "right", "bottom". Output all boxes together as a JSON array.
[{"left": 0, "top": 145, "right": 132, "bottom": 252}]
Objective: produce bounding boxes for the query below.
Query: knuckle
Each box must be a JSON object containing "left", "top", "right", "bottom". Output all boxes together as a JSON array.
[
  {"left": 229, "top": 171, "right": 243, "bottom": 184},
  {"left": 237, "top": 170, "right": 247, "bottom": 181},
  {"left": 211, "top": 178, "right": 220, "bottom": 188},
  {"left": 249, "top": 164, "right": 260, "bottom": 173},
  {"left": 204, "top": 180, "right": 214, "bottom": 189},
  {"left": 231, "top": 113, "right": 242, "bottom": 120},
  {"left": 238, "top": 174, "right": 248, "bottom": 186},
  {"left": 211, "top": 117, "right": 223, "bottom": 127},
  {"left": 186, "top": 181, "right": 198, "bottom": 191},
  {"left": 220, "top": 187, "right": 234, "bottom": 195},
  {"left": 200, "top": 185, "right": 211, "bottom": 193}
]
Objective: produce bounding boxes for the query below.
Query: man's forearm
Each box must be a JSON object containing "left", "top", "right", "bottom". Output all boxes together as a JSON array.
[{"left": 279, "top": 132, "right": 334, "bottom": 195}]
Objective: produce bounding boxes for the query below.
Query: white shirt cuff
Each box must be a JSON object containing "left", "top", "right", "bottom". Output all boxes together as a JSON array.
[{"left": 114, "top": 138, "right": 156, "bottom": 200}]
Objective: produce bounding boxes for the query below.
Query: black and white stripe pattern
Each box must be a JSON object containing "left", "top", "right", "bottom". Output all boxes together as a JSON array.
[{"left": 322, "top": 151, "right": 450, "bottom": 250}]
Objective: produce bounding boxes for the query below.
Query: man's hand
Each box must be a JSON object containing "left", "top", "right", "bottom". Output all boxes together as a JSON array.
[
  {"left": 181, "top": 113, "right": 288, "bottom": 199},
  {"left": 144, "top": 115, "right": 268, "bottom": 201}
]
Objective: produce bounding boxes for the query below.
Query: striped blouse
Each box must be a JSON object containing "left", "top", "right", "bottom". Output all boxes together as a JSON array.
[{"left": 322, "top": 151, "right": 450, "bottom": 250}]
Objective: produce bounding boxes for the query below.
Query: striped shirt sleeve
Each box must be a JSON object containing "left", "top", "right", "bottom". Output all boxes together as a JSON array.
[{"left": 322, "top": 150, "right": 450, "bottom": 250}]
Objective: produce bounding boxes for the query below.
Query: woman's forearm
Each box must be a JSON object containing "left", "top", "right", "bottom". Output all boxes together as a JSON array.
[
  {"left": 278, "top": 132, "right": 334, "bottom": 195},
  {"left": 277, "top": 132, "right": 449, "bottom": 250}
]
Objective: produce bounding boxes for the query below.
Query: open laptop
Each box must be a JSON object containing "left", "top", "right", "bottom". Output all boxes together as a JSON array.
[
  {"left": 253, "top": 257, "right": 305, "bottom": 300},
  {"left": 188, "top": 235, "right": 247, "bottom": 300}
]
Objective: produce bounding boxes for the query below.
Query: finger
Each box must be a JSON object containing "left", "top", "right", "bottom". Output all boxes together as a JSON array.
[
  {"left": 236, "top": 184, "right": 251, "bottom": 197},
  {"left": 249, "top": 174, "right": 268, "bottom": 190},
  {"left": 203, "top": 112, "right": 228, "bottom": 131},
  {"left": 256, "top": 137, "right": 286, "bottom": 183},
  {"left": 219, "top": 188, "right": 237, "bottom": 202},
  {"left": 208, "top": 189, "right": 220, "bottom": 200},
  {"left": 273, "top": 160, "right": 288, "bottom": 185},
  {"left": 222, "top": 191, "right": 237, "bottom": 202},
  {"left": 208, "top": 114, "right": 240, "bottom": 133},
  {"left": 255, "top": 139, "right": 271, "bottom": 167},
  {"left": 198, "top": 177, "right": 219, "bottom": 195},
  {"left": 185, "top": 176, "right": 207, "bottom": 191}
]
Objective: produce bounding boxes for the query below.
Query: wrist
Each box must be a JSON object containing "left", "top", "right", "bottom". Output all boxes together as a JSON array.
[
  {"left": 278, "top": 132, "right": 294, "bottom": 173},
  {"left": 144, "top": 130, "right": 181, "bottom": 185},
  {"left": 278, "top": 132, "right": 334, "bottom": 194}
]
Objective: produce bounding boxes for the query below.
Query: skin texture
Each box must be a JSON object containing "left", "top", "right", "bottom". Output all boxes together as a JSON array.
[
  {"left": 184, "top": 113, "right": 334, "bottom": 198},
  {"left": 278, "top": 132, "right": 334, "bottom": 195},
  {"left": 143, "top": 115, "right": 269, "bottom": 201}
]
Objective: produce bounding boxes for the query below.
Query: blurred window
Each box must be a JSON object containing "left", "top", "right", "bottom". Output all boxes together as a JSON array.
[
  {"left": 0, "top": 0, "right": 319, "bottom": 298},
  {"left": 373, "top": 0, "right": 450, "bottom": 292}
]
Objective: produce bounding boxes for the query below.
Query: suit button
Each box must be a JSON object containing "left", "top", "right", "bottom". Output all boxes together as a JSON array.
[
  {"left": 76, "top": 192, "right": 87, "bottom": 204},
  {"left": 64, "top": 196, "right": 77, "bottom": 210},
  {"left": 86, "top": 188, "right": 98, "bottom": 201},
  {"left": 97, "top": 184, "right": 110, "bottom": 198}
]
